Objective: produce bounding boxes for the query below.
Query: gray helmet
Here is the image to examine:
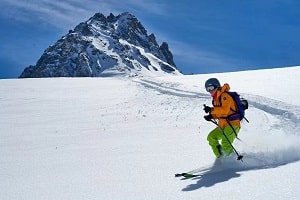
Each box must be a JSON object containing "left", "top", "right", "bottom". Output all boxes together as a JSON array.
[{"left": 205, "top": 78, "right": 220, "bottom": 89}]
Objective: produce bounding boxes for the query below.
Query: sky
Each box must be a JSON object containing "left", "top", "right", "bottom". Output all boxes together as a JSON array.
[
  {"left": 1, "top": 66, "right": 299, "bottom": 199},
  {"left": 1, "top": 0, "right": 300, "bottom": 78}
]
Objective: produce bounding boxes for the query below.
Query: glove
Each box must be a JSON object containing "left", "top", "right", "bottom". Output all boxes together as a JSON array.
[
  {"left": 203, "top": 105, "right": 212, "bottom": 113},
  {"left": 204, "top": 114, "right": 213, "bottom": 121}
]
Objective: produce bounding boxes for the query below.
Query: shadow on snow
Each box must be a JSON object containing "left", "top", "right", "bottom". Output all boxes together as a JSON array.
[{"left": 181, "top": 149, "right": 300, "bottom": 191}]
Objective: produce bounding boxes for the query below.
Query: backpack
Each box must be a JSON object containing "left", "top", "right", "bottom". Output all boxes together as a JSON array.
[{"left": 224, "top": 92, "right": 249, "bottom": 122}]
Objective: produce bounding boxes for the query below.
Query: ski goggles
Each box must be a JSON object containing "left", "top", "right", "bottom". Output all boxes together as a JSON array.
[{"left": 206, "top": 85, "right": 217, "bottom": 92}]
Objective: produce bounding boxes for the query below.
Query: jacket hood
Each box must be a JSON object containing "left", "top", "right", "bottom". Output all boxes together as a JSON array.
[{"left": 216, "top": 83, "right": 230, "bottom": 98}]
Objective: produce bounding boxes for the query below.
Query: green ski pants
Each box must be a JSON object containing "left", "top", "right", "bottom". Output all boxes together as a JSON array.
[{"left": 207, "top": 125, "right": 240, "bottom": 157}]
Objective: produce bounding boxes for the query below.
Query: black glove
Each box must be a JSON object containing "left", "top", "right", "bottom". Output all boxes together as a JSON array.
[
  {"left": 203, "top": 105, "right": 212, "bottom": 113},
  {"left": 204, "top": 114, "right": 213, "bottom": 121}
]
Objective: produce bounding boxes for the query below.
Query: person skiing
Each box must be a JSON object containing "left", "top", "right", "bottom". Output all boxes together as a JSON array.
[{"left": 203, "top": 78, "right": 241, "bottom": 158}]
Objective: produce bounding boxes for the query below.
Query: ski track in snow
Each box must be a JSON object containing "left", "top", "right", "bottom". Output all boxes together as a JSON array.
[
  {"left": 136, "top": 79, "right": 209, "bottom": 99},
  {"left": 137, "top": 78, "right": 300, "bottom": 174}
]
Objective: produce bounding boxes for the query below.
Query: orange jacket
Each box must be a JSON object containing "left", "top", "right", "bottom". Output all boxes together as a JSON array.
[{"left": 210, "top": 83, "right": 241, "bottom": 129}]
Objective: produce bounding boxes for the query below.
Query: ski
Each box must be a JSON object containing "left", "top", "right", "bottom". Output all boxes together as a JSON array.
[
  {"left": 175, "top": 167, "right": 228, "bottom": 179},
  {"left": 175, "top": 166, "right": 212, "bottom": 179},
  {"left": 175, "top": 159, "right": 233, "bottom": 179},
  {"left": 175, "top": 173, "right": 201, "bottom": 178}
]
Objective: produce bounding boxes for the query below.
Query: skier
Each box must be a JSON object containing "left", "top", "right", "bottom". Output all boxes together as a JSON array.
[{"left": 203, "top": 78, "right": 241, "bottom": 158}]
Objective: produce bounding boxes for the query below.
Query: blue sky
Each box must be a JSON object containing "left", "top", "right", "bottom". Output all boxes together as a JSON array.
[{"left": 1, "top": 0, "right": 300, "bottom": 78}]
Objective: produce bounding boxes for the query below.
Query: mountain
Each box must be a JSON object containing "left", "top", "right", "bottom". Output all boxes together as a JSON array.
[{"left": 19, "top": 12, "right": 181, "bottom": 78}]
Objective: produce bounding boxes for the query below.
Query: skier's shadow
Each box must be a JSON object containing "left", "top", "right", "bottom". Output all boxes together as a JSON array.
[
  {"left": 181, "top": 154, "right": 299, "bottom": 191},
  {"left": 181, "top": 166, "right": 241, "bottom": 191}
]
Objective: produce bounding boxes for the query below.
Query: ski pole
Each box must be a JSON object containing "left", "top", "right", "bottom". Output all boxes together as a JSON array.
[{"left": 210, "top": 119, "right": 243, "bottom": 161}]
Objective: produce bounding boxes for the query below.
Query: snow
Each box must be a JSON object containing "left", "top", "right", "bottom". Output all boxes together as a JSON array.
[{"left": 1, "top": 66, "right": 300, "bottom": 200}]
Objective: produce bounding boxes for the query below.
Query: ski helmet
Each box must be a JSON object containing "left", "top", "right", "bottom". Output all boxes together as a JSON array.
[{"left": 205, "top": 78, "right": 220, "bottom": 90}]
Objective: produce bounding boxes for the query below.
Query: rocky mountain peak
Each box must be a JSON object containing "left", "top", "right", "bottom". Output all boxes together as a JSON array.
[{"left": 19, "top": 12, "right": 180, "bottom": 78}]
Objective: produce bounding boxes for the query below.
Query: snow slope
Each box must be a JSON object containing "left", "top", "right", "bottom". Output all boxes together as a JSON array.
[{"left": 1, "top": 66, "right": 300, "bottom": 200}]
